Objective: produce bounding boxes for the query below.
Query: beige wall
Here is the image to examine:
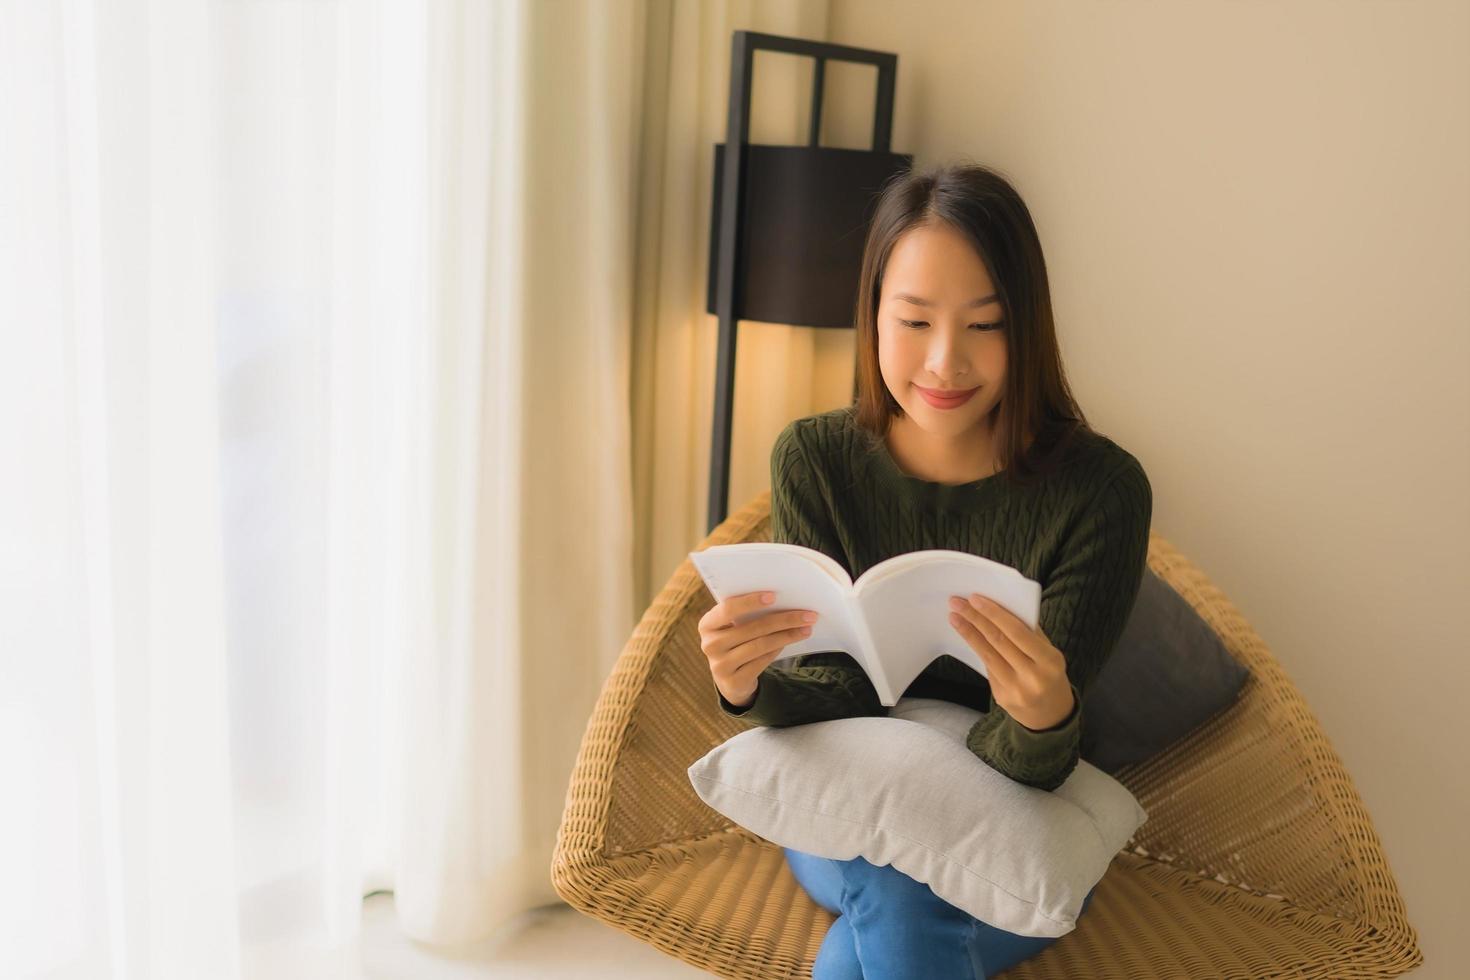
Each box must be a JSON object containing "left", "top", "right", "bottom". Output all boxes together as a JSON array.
[{"left": 795, "top": 1, "right": 1466, "bottom": 974}]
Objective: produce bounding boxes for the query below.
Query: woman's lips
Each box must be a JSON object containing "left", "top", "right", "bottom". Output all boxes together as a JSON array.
[{"left": 915, "top": 384, "right": 979, "bottom": 409}]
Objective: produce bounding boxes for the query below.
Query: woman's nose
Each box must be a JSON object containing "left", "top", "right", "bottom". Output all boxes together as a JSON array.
[{"left": 926, "top": 345, "right": 970, "bottom": 377}]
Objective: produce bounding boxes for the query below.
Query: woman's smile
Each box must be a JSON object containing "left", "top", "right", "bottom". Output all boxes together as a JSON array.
[{"left": 915, "top": 383, "right": 980, "bottom": 409}]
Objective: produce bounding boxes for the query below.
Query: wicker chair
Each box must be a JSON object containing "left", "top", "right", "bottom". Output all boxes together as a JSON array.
[{"left": 551, "top": 492, "right": 1423, "bottom": 979}]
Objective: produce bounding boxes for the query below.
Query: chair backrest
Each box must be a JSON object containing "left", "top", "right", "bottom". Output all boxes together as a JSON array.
[
  {"left": 1113, "top": 533, "right": 1404, "bottom": 924},
  {"left": 588, "top": 494, "right": 773, "bottom": 860}
]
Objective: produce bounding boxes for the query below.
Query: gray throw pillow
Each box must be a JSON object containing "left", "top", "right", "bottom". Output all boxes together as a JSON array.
[
  {"left": 688, "top": 697, "right": 1147, "bottom": 938},
  {"left": 1080, "top": 568, "right": 1250, "bottom": 772}
]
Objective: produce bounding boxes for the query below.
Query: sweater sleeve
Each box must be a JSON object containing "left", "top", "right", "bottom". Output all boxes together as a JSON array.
[
  {"left": 715, "top": 421, "right": 888, "bottom": 726},
  {"left": 964, "top": 455, "right": 1153, "bottom": 790}
]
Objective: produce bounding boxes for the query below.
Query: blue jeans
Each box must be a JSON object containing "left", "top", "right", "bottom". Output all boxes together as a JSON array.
[{"left": 783, "top": 846, "right": 1097, "bottom": 979}]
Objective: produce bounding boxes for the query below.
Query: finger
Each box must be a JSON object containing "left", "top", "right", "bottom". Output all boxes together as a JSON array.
[
  {"left": 949, "top": 599, "right": 1025, "bottom": 674},
  {"left": 716, "top": 591, "right": 780, "bottom": 630},
  {"left": 718, "top": 608, "right": 815, "bottom": 652},
  {"left": 950, "top": 610, "right": 1015, "bottom": 688},
  {"left": 701, "top": 592, "right": 762, "bottom": 635},
  {"left": 732, "top": 640, "right": 799, "bottom": 687},
  {"left": 958, "top": 594, "right": 1040, "bottom": 667},
  {"left": 952, "top": 593, "right": 1034, "bottom": 669},
  {"left": 698, "top": 600, "right": 719, "bottom": 633},
  {"left": 728, "top": 623, "right": 811, "bottom": 675},
  {"left": 706, "top": 609, "right": 787, "bottom": 658}
]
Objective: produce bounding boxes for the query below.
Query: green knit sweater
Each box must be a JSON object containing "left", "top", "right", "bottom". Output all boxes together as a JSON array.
[{"left": 716, "top": 404, "right": 1153, "bottom": 791}]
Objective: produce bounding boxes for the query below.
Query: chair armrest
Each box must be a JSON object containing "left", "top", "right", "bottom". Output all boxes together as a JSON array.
[{"left": 554, "top": 492, "right": 776, "bottom": 870}]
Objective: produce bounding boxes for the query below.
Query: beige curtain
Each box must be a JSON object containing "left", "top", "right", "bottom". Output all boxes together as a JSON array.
[
  {"left": 1, "top": 0, "right": 886, "bottom": 970},
  {"left": 630, "top": 0, "right": 863, "bottom": 614},
  {"left": 410, "top": 0, "right": 864, "bottom": 943},
  {"left": 3, "top": 0, "right": 667, "bottom": 970}
]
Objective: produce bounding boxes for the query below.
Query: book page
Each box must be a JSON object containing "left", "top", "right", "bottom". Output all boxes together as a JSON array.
[
  {"left": 854, "top": 551, "right": 1042, "bottom": 701},
  {"left": 687, "top": 543, "right": 867, "bottom": 666}
]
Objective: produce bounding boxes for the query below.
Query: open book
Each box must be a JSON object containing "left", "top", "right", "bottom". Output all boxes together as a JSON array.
[{"left": 688, "top": 543, "right": 1042, "bottom": 707}]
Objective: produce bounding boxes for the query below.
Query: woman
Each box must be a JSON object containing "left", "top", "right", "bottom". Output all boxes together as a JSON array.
[{"left": 699, "top": 162, "right": 1151, "bottom": 978}]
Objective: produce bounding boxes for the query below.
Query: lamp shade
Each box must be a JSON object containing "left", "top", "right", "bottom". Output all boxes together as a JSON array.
[{"left": 705, "top": 143, "right": 913, "bottom": 328}]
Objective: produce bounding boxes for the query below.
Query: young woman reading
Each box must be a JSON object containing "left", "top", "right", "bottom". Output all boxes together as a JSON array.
[{"left": 697, "top": 162, "right": 1151, "bottom": 979}]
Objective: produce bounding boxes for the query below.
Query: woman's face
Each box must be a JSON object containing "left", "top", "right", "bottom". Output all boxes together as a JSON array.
[{"left": 877, "top": 221, "right": 1007, "bottom": 438}]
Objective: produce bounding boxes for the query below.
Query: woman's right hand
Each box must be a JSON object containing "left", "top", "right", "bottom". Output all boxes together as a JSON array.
[{"left": 698, "top": 591, "right": 819, "bottom": 709}]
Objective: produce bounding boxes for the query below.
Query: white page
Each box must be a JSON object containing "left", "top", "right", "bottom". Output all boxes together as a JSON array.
[
  {"left": 855, "top": 551, "right": 1042, "bottom": 702},
  {"left": 688, "top": 544, "right": 868, "bottom": 667}
]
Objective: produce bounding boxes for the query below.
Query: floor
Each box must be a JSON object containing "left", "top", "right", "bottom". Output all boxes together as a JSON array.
[{"left": 360, "top": 894, "right": 716, "bottom": 979}]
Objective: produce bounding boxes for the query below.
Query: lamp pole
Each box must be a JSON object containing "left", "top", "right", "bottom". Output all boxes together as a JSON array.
[
  {"left": 704, "top": 31, "right": 902, "bottom": 534},
  {"left": 705, "top": 32, "right": 752, "bottom": 535}
]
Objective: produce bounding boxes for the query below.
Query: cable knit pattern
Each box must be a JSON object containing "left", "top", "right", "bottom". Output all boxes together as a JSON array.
[{"left": 716, "top": 404, "right": 1153, "bottom": 791}]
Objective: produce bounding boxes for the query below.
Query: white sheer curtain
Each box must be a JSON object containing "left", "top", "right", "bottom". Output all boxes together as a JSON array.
[{"left": 0, "top": 0, "right": 641, "bottom": 977}]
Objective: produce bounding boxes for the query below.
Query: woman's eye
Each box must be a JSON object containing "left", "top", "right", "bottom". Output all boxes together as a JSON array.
[{"left": 898, "top": 319, "right": 1003, "bottom": 331}]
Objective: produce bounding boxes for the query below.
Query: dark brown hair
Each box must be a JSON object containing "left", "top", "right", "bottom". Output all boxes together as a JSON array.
[{"left": 852, "top": 161, "right": 1092, "bottom": 487}]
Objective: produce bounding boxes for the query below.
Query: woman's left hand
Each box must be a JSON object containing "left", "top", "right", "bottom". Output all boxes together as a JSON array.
[{"left": 948, "top": 593, "right": 1076, "bottom": 732}]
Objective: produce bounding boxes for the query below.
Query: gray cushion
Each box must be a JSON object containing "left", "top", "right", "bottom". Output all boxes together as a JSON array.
[
  {"left": 688, "top": 697, "right": 1147, "bottom": 938},
  {"left": 1080, "top": 568, "right": 1250, "bottom": 772}
]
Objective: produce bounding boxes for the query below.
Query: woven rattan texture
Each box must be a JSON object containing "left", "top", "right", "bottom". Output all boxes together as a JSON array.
[{"left": 551, "top": 492, "right": 1423, "bottom": 979}]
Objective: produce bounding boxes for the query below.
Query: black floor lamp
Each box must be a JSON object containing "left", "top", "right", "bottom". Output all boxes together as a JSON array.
[{"left": 703, "top": 30, "right": 912, "bottom": 534}]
